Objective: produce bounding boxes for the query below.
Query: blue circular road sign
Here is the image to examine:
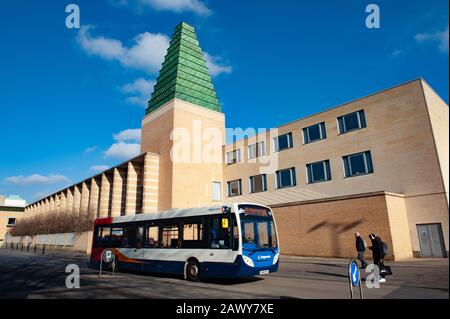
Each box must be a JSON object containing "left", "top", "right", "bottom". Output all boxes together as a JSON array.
[{"left": 348, "top": 260, "right": 359, "bottom": 287}]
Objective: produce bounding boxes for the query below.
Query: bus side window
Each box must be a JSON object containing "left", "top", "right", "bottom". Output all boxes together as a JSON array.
[
  {"left": 136, "top": 226, "right": 144, "bottom": 248},
  {"left": 111, "top": 227, "right": 124, "bottom": 248},
  {"left": 146, "top": 225, "right": 159, "bottom": 248},
  {"left": 96, "top": 226, "right": 111, "bottom": 247},
  {"left": 122, "top": 226, "right": 136, "bottom": 248},
  {"left": 161, "top": 225, "right": 179, "bottom": 248}
]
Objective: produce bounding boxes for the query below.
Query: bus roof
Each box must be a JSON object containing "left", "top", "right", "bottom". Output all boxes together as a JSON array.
[{"left": 95, "top": 205, "right": 224, "bottom": 225}]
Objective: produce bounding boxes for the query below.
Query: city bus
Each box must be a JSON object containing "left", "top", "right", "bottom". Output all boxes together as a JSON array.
[{"left": 90, "top": 203, "right": 279, "bottom": 281}]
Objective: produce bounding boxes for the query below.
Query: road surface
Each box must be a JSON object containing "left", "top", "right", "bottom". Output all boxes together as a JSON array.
[{"left": 0, "top": 248, "right": 448, "bottom": 299}]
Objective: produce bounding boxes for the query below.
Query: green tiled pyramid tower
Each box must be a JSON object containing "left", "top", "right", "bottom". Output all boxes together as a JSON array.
[{"left": 146, "top": 22, "right": 221, "bottom": 114}]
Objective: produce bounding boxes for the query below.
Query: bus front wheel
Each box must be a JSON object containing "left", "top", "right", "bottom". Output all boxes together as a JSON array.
[{"left": 186, "top": 259, "right": 200, "bottom": 281}]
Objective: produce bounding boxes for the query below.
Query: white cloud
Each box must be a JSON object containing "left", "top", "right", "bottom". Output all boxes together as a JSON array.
[
  {"left": 125, "top": 96, "right": 148, "bottom": 107},
  {"left": 120, "top": 78, "right": 155, "bottom": 108},
  {"left": 392, "top": 49, "right": 403, "bottom": 57},
  {"left": 83, "top": 146, "right": 97, "bottom": 154},
  {"left": 120, "top": 78, "right": 155, "bottom": 96},
  {"left": 138, "top": 0, "right": 211, "bottom": 16},
  {"left": 105, "top": 142, "right": 141, "bottom": 160},
  {"left": 77, "top": 26, "right": 232, "bottom": 79},
  {"left": 113, "top": 128, "right": 142, "bottom": 142},
  {"left": 77, "top": 26, "right": 170, "bottom": 73},
  {"left": 415, "top": 27, "right": 449, "bottom": 53},
  {"left": 4, "top": 174, "right": 70, "bottom": 186},
  {"left": 204, "top": 52, "right": 232, "bottom": 77},
  {"left": 90, "top": 165, "right": 110, "bottom": 172}
]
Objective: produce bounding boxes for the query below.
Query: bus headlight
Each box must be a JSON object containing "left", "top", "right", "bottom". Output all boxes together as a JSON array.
[
  {"left": 273, "top": 253, "right": 280, "bottom": 265},
  {"left": 242, "top": 255, "right": 254, "bottom": 267}
]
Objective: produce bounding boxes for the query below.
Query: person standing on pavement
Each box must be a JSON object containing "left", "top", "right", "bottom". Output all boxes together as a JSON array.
[
  {"left": 368, "top": 233, "right": 386, "bottom": 282},
  {"left": 355, "top": 232, "right": 368, "bottom": 269}
]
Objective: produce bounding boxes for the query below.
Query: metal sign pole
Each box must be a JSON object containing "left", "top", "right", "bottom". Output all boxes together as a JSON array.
[
  {"left": 349, "top": 279, "right": 354, "bottom": 299},
  {"left": 99, "top": 253, "right": 103, "bottom": 278},
  {"left": 359, "top": 276, "right": 364, "bottom": 299}
]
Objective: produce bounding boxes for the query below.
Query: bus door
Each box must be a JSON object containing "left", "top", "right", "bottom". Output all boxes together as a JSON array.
[{"left": 208, "top": 215, "right": 233, "bottom": 261}]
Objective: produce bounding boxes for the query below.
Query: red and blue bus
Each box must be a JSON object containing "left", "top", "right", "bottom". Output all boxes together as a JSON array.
[{"left": 90, "top": 203, "right": 279, "bottom": 281}]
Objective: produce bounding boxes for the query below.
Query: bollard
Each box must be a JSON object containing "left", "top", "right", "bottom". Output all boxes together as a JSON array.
[
  {"left": 27, "top": 244, "right": 30, "bottom": 252},
  {"left": 34, "top": 244, "right": 37, "bottom": 253},
  {"left": 21, "top": 243, "right": 24, "bottom": 251},
  {"left": 42, "top": 245, "right": 45, "bottom": 254}
]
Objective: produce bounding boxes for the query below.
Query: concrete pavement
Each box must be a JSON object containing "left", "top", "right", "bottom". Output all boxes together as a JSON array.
[{"left": 0, "top": 248, "right": 448, "bottom": 299}]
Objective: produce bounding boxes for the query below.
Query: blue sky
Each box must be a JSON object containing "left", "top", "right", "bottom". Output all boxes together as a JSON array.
[{"left": 0, "top": 0, "right": 448, "bottom": 203}]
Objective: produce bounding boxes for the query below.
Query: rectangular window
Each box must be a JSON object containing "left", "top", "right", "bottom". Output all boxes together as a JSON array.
[
  {"left": 7, "top": 218, "right": 16, "bottom": 226},
  {"left": 212, "top": 181, "right": 221, "bottom": 201},
  {"left": 248, "top": 141, "right": 265, "bottom": 159},
  {"left": 273, "top": 132, "right": 293, "bottom": 152},
  {"left": 227, "top": 179, "right": 242, "bottom": 197},
  {"left": 122, "top": 226, "right": 136, "bottom": 248},
  {"left": 145, "top": 225, "right": 160, "bottom": 248},
  {"left": 161, "top": 225, "right": 179, "bottom": 248},
  {"left": 306, "top": 160, "right": 331, "bottom": 183},
  {"left": 338, "top": 110, "right": 366, "bottom": 134},
  {"left": 303, "top": 122, "right": 327, "bottom": 144},
  {"left": 110, "top": 227, "right": 124, "bottom": 247},
  {"left": 276, "top": 167, "right": 296, "bottom": 189},
  {"left": 343, "top": 151, "right": 374, "bottom": 177},
  {"left": 226, "top": 149, "right": 241, "bottom": 165},
  {"left": 249, "top": 174, "right": 267, "bottom": 193},
  {"left": 183, "top": 223, "right": 203, "bottom": 241},
  {"left": 136, "top": 226, "right": 144, "bottom": 248},
  {"left": 96, "top": 226, "right": 111, "bottom": 247}
]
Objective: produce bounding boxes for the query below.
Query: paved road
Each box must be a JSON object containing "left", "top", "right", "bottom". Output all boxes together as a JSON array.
[{"left": 0, "top": 248, "right": 448, "bottom": 299}]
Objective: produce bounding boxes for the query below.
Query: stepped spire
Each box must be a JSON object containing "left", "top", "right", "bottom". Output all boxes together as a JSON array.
[{"left": 146, "top": 22, "right": 221, "bottom": 114}]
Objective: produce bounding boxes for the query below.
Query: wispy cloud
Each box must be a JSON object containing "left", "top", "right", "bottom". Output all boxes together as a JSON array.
[
  {"left": 113, "top": 128, "right": 141, "bottom": 142},
  {"left": 392, "top": 49, "right": 403, "bottom": 57},
  {"left": 105, "top": 142, "right": 141, "bottom": 160},
  {"left": 204, "top": 52, "right": 233, "bottom": 77},
  {"left": 4, "top": 174, "right": 70, "bottom": 186},
  {"left": 138, "top": 0, "right": 212, "bottom": 16},
  {"left": 104, "top": 128, "right": 142, "bottom": 160},
  {"left": 83, "top": 146, "right": 97, "bottom": 154},
  {"left": 120, "top": 78, "right": 155, "bottom": 108},
  {"left": 415, "top": 26, "right": 449, "bottom": 53},
  {"left": 90, "top": 165, "right": 110, "bottom": 172},
  {"left": 77, "top": 25, "right": 170, "bottom": 73}
]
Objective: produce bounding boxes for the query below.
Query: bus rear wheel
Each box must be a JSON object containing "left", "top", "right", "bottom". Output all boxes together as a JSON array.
[{"left": 186, "top": 259, "right": 200, "bottom": 281}]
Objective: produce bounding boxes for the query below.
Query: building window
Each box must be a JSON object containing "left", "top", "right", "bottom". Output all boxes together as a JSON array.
[
  {"left": 227, "top": 179, "right": 242, "bottom": 197},
  {"left": 303, "top": 122, "right": 327, "bottom": 144},
  {"left": 343, "top": 151, "right": 374, "bottom": 177},
  {"left": 248, "top": 141, "right": 265, "bottom": 159},
  {"left": 249, "top": 174, "right": 267, "bottom": 193},
  {"left": 226, "top": 149, "right": 241, "bottom": 165},
  {"left": 212, "top": 182, "right": 221, "bottom": 201},
  {"left": 7, "top": 218, "right": 16, "bottom": 226},
  {"left": 273, "top": 132, "right": 293, "bottom": 152},
  {"left": 306, "top": 160, "right": 331, "bottom": 183},
  {"left": 276, "top": 167, "right": 296, "bottom": 189},
  {"left": 337, "top": 110, "right": 366, "bottom": 134}
]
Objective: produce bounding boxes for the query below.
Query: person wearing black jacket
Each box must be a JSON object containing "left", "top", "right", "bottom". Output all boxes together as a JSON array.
[
  {"left": 355, "top": 232, "right": 368, "bottom": 268},
  {"left": 369, "top": 233, "right": 386, "bottom": 282}
]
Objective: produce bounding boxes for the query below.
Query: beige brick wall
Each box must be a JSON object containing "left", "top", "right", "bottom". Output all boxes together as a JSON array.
[
  {"left": 271, "top": 193, "right": 396, "bottom": 260},
  {"left": 141, "top": 99, "right": 225, "bottom": 210}
]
